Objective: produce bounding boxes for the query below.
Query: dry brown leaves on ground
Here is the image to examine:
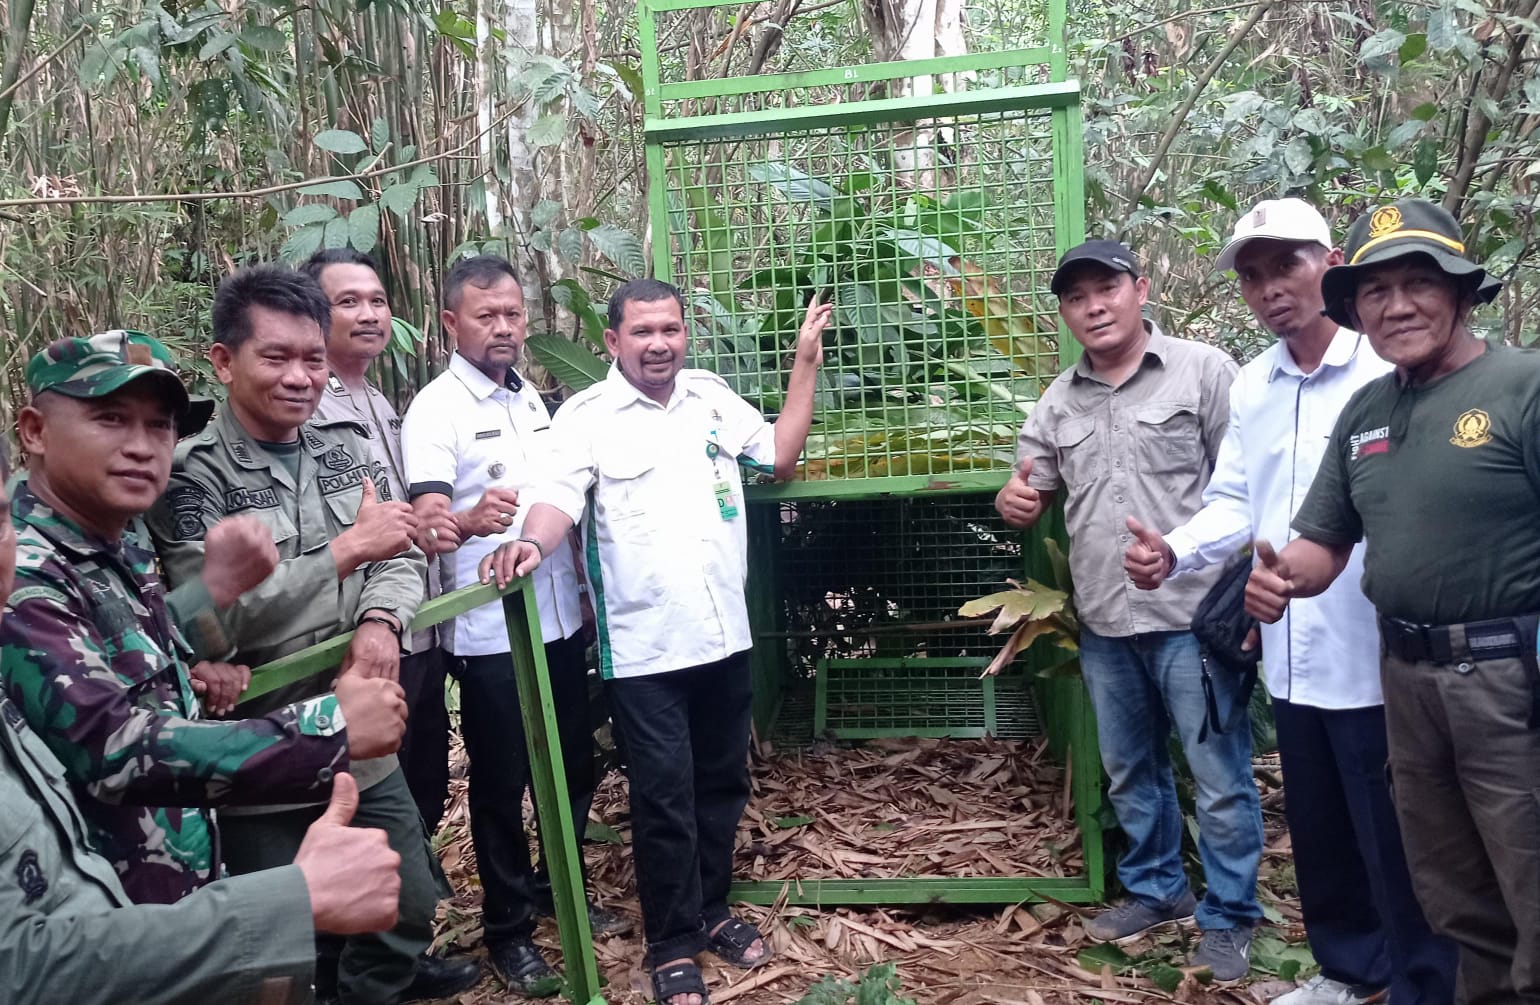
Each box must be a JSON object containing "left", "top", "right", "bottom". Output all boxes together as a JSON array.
[{"left": 429, "top": 737, "right": 1304, "bottom": 1005}]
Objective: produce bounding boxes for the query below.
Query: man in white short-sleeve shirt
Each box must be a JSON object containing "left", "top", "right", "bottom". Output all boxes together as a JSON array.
[
  {"left": 400, "top": 255, "right": 623, "bottom": 994},
  {"left": 481, "top": 278, "right": 832, "bottom": 1005}
]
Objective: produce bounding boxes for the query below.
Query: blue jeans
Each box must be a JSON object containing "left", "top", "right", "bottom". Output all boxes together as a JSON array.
[{"left": 1079, "top": 628, "right": 1264, "bottom": 931}]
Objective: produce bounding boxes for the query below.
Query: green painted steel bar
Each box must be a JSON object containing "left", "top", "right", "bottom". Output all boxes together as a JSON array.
[
  {"left": 638, "top": 0, "right": 662, "bottom": 117},
  {"left": 645, "top": 80, "right": 1081, "bottom": 143},
  {"left": 729, "top": 876, "right": 1101, "bottom": 906},
  {"left": 499, "top": 586, "right": 604, "bottom": 1005},
  {"left": 240, "top": 579, "right": 606, "bottom": 1005},
  {"left": 1052, "top": 101, "right": 1088, "bottom": 369},
  {"left": 657, "top": 48, "right": 1055, "bottom": 102},
  {"left": 241, "top": 580, "right": 516, "bottom": 703},
  {"left": 744, "top": 470, "right": 1012, "bottom": 502}
]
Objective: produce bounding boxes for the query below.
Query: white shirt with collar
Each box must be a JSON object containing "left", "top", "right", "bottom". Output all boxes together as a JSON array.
[
  {"left": 1163, "top": 327, "right": 1392, "bottom": 709},
  {"left": 525, "top": 365, "right": 777, "bottom": 680},
  {"left": 400, "top": 352, "right": 581, "bottom": 655}
]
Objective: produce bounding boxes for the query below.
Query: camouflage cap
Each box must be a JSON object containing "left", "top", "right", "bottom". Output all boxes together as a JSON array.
[{"left": 26, "top": 330, "right": 214, "bottom": 434}]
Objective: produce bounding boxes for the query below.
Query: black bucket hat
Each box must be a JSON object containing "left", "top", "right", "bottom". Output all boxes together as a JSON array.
[{"left": 1320, "top": 197, "right": 1500, "bottom": 327}]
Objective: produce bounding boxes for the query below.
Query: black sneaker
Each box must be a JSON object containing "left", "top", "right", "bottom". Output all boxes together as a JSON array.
[
  {"left": 398, "top": 952, "right": 482, "bottom": 1003},
  {"left": 534, "top": 889, "right": 635, "bottom": 937},
  {"left": 1083, "top": 891, "right": 1199, "bottom": 943},
  {"left": 1193, "top": 924, "right": 1254, "bottom": 983},
  {"left": 487, "top": 937, "right": 564, "bottom": 998}
]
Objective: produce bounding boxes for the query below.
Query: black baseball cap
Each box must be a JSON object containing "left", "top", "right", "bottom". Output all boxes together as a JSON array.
[{"left": 1050, "top": 240, "right": 1141, "bottom": 296}]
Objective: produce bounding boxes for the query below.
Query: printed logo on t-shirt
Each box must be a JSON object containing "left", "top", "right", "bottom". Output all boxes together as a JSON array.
[
  {"left": 1348, "top": 425, "right": 1390, "bottom": 460},
  {"left": 1450, "top": 408, "right": 1492, "bottom": 448}
]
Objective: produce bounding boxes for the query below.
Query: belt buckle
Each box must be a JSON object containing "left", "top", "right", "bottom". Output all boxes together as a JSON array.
[{"left": 1384, "top": 617, "right": 1428, "bottom": 659}]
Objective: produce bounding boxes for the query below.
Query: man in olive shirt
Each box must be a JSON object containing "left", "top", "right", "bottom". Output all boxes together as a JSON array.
[
  {"left": 304, "top": 248, "right": 451, "bottom": 831},
  {"left": 146, "top": 266, "right": 477, "bottom": 1005},
  {"left": 1247, "top": 199, "right": 1540, "bottom": 1004},
  {"left": 997, "top": 240, "right": 1262, "bottom": 981}
]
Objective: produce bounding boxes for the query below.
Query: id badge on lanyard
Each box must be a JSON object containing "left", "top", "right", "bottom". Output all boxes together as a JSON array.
[{"left": 706, "top": 430, "right": 740, "bottom": 520}]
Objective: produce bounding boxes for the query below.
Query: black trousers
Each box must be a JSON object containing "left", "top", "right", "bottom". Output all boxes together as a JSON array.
[
  {"left": 399, "top": 648, "right": 451, "bottom": 832},
  {"left": 607, "top": 650, "right": 752, "bottom": 967},
  {"left": 1273, "top": 697, "right": 1456, "bottom": 1004},
  {"left": 454, "top": 632, "right": 596, "bottom": 947}
]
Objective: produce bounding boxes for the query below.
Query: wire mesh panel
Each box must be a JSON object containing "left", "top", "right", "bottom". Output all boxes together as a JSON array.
[
  {"left": 764, "top": 492, "right": 1019, "bottom": 670},
  {"left": 660, "top": 102, "right": 1067, "bottom": 485},
  {"left": 814, "top": 658, "right": 1041, "bottom": 739}
]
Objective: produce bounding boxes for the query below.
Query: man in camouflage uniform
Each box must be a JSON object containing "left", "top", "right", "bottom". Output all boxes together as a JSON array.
[
  {"left": 0, "top": 438, "right": 407, "bottom": 1005},
  {"left": 0, "top": 330, "right": 409, "bottom": 907},
  {"left": 145, "top": 266, "right": 479, "bottom": 1005}
]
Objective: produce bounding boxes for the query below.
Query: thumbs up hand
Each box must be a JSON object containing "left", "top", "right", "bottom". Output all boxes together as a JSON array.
[
  {"left": 294, "top": 773, "right": 402, "bottom": 935},
  {"left": 1245, "top": 539, "right": 1294, "bottom": 623},
  {"left": 344, "top": 470, "right": 418, "bottom": 560},
  {"left": 995, "top": 458, "right": 1045, "bottom": 529},
  {"left": 1123, "top": 516, "right": 1175, "bottom": 591}
]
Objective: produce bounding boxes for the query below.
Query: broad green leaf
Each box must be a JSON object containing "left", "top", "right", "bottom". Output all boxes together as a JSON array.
[
  {"left": 370, "top": 116, "right": 391, "bottom": 152},
  {"left": 526, "top": 333, "right": 607, "bottom": 391},
  {"left": 348, "top": 204, "right": 380, "bottom": 253},
  {"left": 584, "top": 821, "right": 622, "bottom": 844},
  {"left": 772, "top": 815, "right": 814, "bottom": 828},
  {"left": 1359, "top": 28, "right": 1407, "bottom": 68},
  {"left": 531, "top": 199, "right": 562, "bottom": 228},
  {"left": 747, "top": 163, "right": 837, "bottom": 207},
  {"left": 1360, "top": 145, "right": 1396, "bottom": 172},
  {"left": 282, "top": 203, "right": 338, "bottom": 227},
  {"left": 298, "top": 179, "right": 364, "bottom": 200},
  {"left": 1385, "top": 119, "right": 1426, "bottom": 151},
  {"left": 1427, "top": 7, "right": 1461, "bottom": 51},
  {"left": 1413, "top": 139, "right": 1439, "bottom": 186},
  {"left": 314, "top": 129, "right": 368, "bottom": 155},
  {"left": 198, "top": 30, "right": 239, "bottom": 60},
  {"left": 79, "top": 40, "right": 119, "bottom": 84},
  {"left": 279, "top": 224, "right": 326, "bottom": 262},
  {"left": 389, "top": 317, "right": 424, "bottom": 355},
  {"left": 1399, "top": 32, "right": 1427, "bottom": 62},
  {"left": 323, "top": 217, "right": 350, "bottom": 249},
  {"left": 1409, "top": 101, "right": 1440, "bottom": 121},
  {"left": 1282, "top": 136, "right": 1314, "bottom": 175},
  {"left": 241, "top": 25, "right": 287, "bottom": 52},
  {"left": 1076, "top": 943, "right": 1133, "bottom": 972},
  {"left": 1292, "top": 107, "right": 1328, "bottom": 136},
  {"left": 556, "top": 227, "right": 584, "bottom": 260},
  {"left": 379, "top": 181, "right": 421, "bottom": 219},
  {"left": 528, "top": 113, "right": 567, "bottom": 147},
  {"left": 1202, "top": 179, "right": 1238, "bottom": 211},
  {"left": 585, "top": 223, "right": 647, "bottom": 276}
]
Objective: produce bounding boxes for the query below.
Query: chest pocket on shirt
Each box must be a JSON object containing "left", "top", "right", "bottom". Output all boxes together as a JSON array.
[
  {"left": 596, "top": 449, "right": 657, "bottom": 522},
  {"left": 1134, "top": 401, "right": 1204, "bottom": 477},
  {"left": 1055, "top": 416, "right": 1104, "bottom": 485}
]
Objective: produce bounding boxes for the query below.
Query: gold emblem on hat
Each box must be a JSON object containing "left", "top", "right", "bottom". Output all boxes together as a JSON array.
[
  {"left": 1368, "top": 206, "right": 1403, "bottom": 238},
  {"left": 1450, "top": 408, "right": 1492, "bottom": 449}
]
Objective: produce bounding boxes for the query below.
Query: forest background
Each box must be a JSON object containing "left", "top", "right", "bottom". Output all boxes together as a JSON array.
[{"left": 0, "top": 0, "right": 1537, "bottom": 423}]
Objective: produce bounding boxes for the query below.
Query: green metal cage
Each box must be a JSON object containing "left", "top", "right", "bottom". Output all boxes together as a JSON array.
[{"left": 641, "top": 0, "right": 1103, "bottom": 907}]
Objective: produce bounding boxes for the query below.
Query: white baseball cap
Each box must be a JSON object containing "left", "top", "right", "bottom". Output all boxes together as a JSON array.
[{"left": 1215, "top": 198, "right": 1333, "bottom": 272}]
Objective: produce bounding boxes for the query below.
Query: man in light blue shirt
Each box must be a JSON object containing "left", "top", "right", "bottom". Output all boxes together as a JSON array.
[{"left": 1125, "top": 199, "right": 1455, "bottom": 1005}]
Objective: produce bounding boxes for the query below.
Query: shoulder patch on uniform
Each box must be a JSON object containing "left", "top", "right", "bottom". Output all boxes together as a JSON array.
[
  {"left": 8, "top": 585, "right": 71, "bottom": 607},
  {"left": 15, "top": 850, "right": 47, "bottom": 904},
  {"left": 167, "top": 486, "right": 204, "bottom": 514}
]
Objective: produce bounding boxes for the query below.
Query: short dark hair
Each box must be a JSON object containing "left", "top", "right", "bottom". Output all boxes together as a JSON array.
[
  {"left": 444, "top": 255, "right": 520, "bottom": 311},
  {"left": 212, "top": 266, "right": 333, "bottom": 348},
  {"left": 300, "top": 248, "right": 380, "bottom": 285},
  {"left": 608, "top": 278, "right": 684, "bottom": 330}
]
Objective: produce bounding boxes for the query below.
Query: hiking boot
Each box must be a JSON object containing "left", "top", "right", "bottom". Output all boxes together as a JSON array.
[
  {"left": 1083, "top": 891, "right": 1198, "bottom": 942},
  {"left": 1193, "top": 924, "right": 1254, "bottom": 982},
  {"left": 398, "top": 952, "right": 482, "bottom": 1003},
  {"left": 1272, "top": 975, "right": 1387, "bottom": 1005}
]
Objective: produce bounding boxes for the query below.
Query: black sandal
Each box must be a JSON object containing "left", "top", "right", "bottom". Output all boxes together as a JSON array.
[
  {"left": 707, "top": 917, "right": 773, "bottom": 970},
  {"left": 651, "top": 960, "right": 710, "bottom": 1005}
]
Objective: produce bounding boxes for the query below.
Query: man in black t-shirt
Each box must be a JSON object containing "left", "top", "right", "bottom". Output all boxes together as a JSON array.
[{"left": 1245, "top": 198, "right": 1540, "bottom": 1004}]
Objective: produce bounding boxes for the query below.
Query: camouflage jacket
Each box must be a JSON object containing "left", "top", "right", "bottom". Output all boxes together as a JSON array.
[
  {"left": 0, "top": 481, "right": 350, "bottom": 905},
  {"left": 0, "top": 695, "right": 316, "bottom": 1004}
]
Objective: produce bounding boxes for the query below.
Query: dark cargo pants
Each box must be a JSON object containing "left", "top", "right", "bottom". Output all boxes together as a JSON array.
[
  {"left": 1383, "top": 646, "right": 1540, "bottom": 1005},
  {"left": 220, "top": 766, "right": 439, "bottom": 1005}
]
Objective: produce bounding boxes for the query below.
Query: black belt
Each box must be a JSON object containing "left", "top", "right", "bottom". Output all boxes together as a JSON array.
[{"left": 1378, "top": 614, "right": 1532, "bottom": 664}]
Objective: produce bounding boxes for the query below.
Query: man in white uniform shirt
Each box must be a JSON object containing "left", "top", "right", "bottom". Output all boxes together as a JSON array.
[
  {"left": 480, "top": 278, "right": 832, "bottom": 1005},
  {"left": 1123, "top": 200, "right": 1455, "bottom": 1005},
  {"left": 304, "top": 249, "right": 452, "bottom": 835},
  {"left": 401, "top": 255, "right": 622, "bottom": 996}
]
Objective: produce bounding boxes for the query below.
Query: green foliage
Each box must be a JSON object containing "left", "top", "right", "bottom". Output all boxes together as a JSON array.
[{"left": 794, "top": 964, "right": 916, "bottom": 1005}]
